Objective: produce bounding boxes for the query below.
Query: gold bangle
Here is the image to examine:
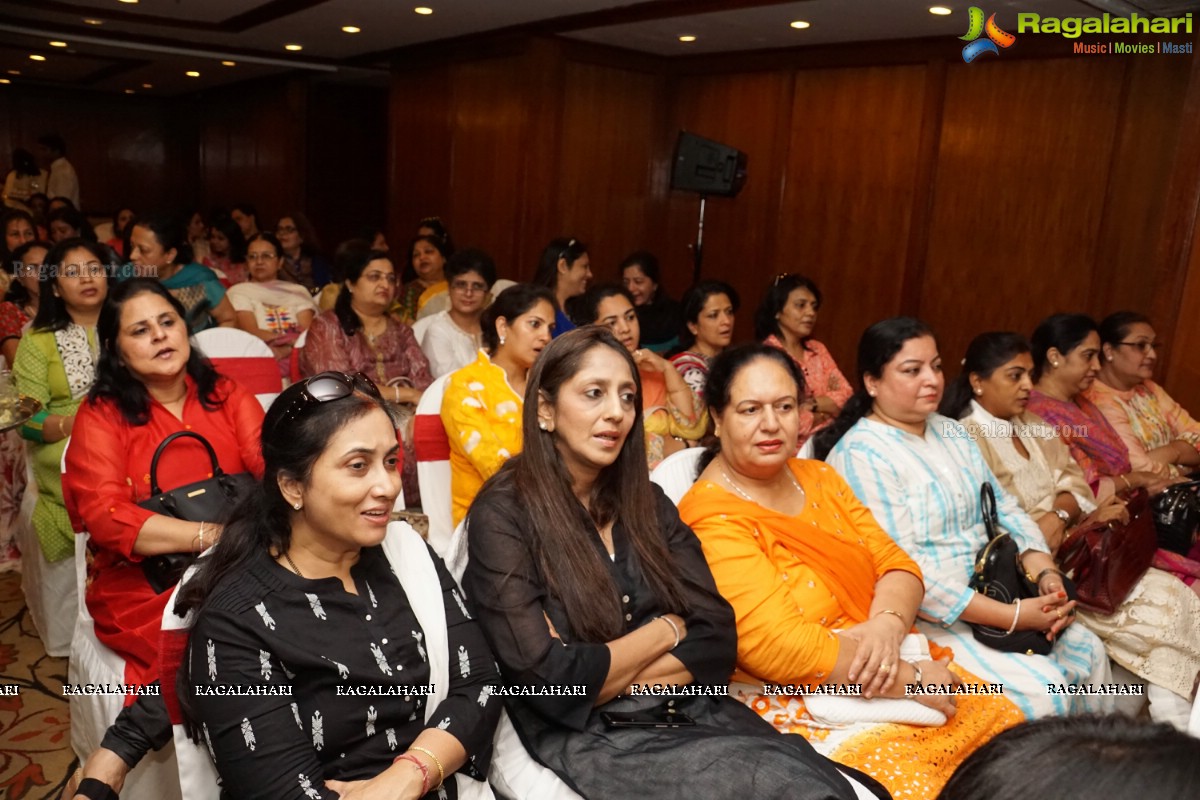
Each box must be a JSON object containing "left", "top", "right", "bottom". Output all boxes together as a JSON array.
[
  {"left": 1118, "top": 474, "right": 1132, "bottom": 491},
  {"left": 409, "top": 745, "right": 444, "bottom": 788},
  {"left": 873, "top": 608, "right": 907, "bottom": 628}
]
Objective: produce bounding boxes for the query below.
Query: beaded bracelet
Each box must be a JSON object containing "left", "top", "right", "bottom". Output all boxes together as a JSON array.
[{"left": 393, "top": 753, "right": 431, "bottom": 795}]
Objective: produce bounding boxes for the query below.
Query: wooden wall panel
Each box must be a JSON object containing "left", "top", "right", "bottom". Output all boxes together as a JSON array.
[
  {"left": 776, "top": 64, "right": 929, "bottom": 376},
  {"left": 920, "top": 58, "right": 1123, "bottom": 365}
]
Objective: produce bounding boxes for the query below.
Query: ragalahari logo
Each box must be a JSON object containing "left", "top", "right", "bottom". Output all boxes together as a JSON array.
[{"left": 960, "top": 7, "right": 1017, "bottom": 62}]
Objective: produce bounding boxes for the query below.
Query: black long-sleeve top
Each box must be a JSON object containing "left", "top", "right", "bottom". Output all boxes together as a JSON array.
[
  {"left": 185, "top": 545, "right": 501, "bottom": 800},
  {"left": 461, "top": 471, "right": 737, "bottom": 732}
]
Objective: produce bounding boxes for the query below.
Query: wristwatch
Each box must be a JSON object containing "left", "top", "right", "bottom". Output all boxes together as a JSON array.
[{"left": 1052, "top": 508, "right": 1070, "bottom": 525}]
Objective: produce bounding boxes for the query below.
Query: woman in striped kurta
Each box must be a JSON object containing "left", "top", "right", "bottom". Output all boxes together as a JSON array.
[{"left": 815, "top": 318, "right": 1111, "bottom": 719}]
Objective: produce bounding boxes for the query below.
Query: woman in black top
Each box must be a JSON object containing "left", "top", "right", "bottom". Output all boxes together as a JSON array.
[
  {"left": 621, "top": 251, "right": 681, "bottom": 353},
  {"left": 462, "top": 327, "right": 888, "bottom": 800},
  {"left": 179, "top": 372, "right": 501, "bottom": 799}
]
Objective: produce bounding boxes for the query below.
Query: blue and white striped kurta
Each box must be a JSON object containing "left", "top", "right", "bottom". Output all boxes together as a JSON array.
[{"left": 826, "top": 414, "right": 1112, "bottom": 718}]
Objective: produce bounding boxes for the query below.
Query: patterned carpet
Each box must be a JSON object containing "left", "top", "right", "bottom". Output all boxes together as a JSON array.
[{"left": 0, "top": 569, "right": 77, "bottom": 799}]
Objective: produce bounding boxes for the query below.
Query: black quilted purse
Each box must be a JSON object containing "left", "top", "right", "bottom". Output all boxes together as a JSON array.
[
  {"left": 967, "top": 482, "right": 1075, "bottom": 655},
  {"left": 137, "top": 431, "right": 256, "bottom": 594}
]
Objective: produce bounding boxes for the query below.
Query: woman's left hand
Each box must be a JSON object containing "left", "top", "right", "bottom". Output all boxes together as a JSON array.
[
  {"left": 632, "top": 349, "right": 668, "bottom": 374},
  {"left": 841, "top": 617, "right": 904, "bottom": 697},
  {"left": 326, "top": 778, "right": 419, "bottom": 800},
  {"left": 1035, "top": 574, "right": 1076, "bottom": 637}
]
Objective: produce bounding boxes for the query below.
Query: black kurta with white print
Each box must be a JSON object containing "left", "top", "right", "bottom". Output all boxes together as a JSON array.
[{"left": 185, "top": 544, "right": 500, "bottom": 800}]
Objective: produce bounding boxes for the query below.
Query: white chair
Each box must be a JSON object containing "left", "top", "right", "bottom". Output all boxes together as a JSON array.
[
  {"left": 649, "top": 447, "right": 704, "bottom": 506},
  {"left": 411, "top": 313, "right": 435, "bottom": 345},
  {"left": 14, "top": 451, "right": 75, "bottom": 656},
  {"left": 412, "top": 373, "right": 453, "bottom": 555},
  {"left": 192, "top": 327, "right": 283, "bottom": 410},
  {"left": 1189, "top": 685, "right": 1200, "bottom": 737}
]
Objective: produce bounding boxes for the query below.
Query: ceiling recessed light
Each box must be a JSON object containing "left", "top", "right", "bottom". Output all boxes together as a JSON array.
[
  {"left": 789, "top": 21, "right": 811, "bottom": 30},
  {"left": 186, "top": 70, "right": 200, "bottom": 77},
  {"left": 49, "top": 41, "right": 68, "bottom": 47},
  {"left": 679, "top": 35, "right": 697, "bottom": 42},
  {"left": 0, "top": 79, "right": 11, "bottom": 85},
  {"left": 7, "top": 70, "right": 20, "bottom": 75},
  {"left": 29, "top": 54, "right": 46, "bottom": 61},
  {"left": 142, "top": 82, "right": 152, "bottom": 88},
  {"left": 118, "top": 0, "right": 139, "bottom": 4},
  {"left": 929, "top": 6, "right": 953, "bottom": 15},
  {"left": 341, "top": 25, "right": 361, "bottom": 34},
  {"left": 221, "top": 60, "right": 236, "bottom": 66},
  {"left": 83, "top": 18, "right": 103, "bottom": 25},
  {"left": 124, "top": 89, "right": 135, "bottom": 94},
  {"left": 284, "top": 43, "right": 303, "bottom": 51},
  {"left": 414, "top": 7, "right": 434, "bottom": 15}
]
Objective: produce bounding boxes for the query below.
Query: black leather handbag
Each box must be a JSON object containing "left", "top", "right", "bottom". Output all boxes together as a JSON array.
[
  {"left": 967, "top": 482, "right": 1075, "bottom": 655},
  {"left": 1151, "top": 480, "right": 1200, "bottom": 555},
  {"left": 137, "top": 431, "right": 256, "bottom": 594}
]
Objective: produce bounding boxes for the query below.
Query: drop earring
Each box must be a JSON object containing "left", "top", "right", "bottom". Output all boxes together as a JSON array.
[{"left": 499, "top": 335, "right": 506, "bottom": 346}]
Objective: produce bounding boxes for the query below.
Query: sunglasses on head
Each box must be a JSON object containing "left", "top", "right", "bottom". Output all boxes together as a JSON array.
[{"left": 273, "top": 371, "right": 381, "bottom": 430}]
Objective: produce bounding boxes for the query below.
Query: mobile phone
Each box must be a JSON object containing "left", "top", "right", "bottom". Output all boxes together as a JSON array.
[{"left": 600, "top": 708, "right": 696, "bottom": 728}]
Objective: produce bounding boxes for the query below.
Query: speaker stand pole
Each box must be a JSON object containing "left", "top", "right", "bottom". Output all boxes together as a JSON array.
[{"left": 692, "top": 194, "right": 707, "bottom": 284}]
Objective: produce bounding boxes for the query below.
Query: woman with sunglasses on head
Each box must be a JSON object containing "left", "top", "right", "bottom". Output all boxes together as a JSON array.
[
  {"left": 61, "top": 278, "right": 265, "bottom": 799},
  {"left": 756, "top": 275, "right": 852, "bottom": 447},
  {"left": 421, "top": 249, "right": 496, "bottom": 378},
  {"left": 578, "top": 285, "right": 705, "bottom": 469},
  {"left": 533, "top": 237, "right": 591, "bottom": 337},
  {"left": 463, "top": 327, "right": 888, "bottom": 800},
  {"left": 168, "top": 372, "right": 502, "bottom": 800},
  {"left": 228, "top": 233, "right": 318, "bottom": 373},
  {"left": 1088, "top": 312, "right": 1200, "bottom": 479},
  {"left": 301, "top": 248, "right": 432, "bottom": 508}
]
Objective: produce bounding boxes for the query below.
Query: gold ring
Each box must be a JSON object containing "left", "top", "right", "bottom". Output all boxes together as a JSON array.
[
  {"left": 879, "top": 663, "right": 892, "bottom": 672},
  {"left": 1056, "top": 609, "right": 1064, "bottom": 619}
]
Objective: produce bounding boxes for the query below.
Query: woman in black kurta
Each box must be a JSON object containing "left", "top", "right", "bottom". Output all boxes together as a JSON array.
[{"left": 462, "top": 327, "right": 887, "bottom": 800}]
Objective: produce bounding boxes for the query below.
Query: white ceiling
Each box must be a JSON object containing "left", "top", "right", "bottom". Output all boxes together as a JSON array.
[{"left": 0, "top": 0, "right": 1191, "bottom": 96}]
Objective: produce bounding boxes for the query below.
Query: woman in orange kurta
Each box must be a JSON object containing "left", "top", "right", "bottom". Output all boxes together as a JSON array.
[{"left": 677, "top": 344, "right": 1022, "bottom": 800}]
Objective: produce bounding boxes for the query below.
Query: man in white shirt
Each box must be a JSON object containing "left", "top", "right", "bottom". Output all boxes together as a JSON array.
[{"left": 36, "top": 133, "right": 80, "bottom": 210}]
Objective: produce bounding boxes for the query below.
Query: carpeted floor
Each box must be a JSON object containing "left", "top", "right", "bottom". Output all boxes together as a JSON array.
[{"left": 0, "top": 569, "right": 78, "bottom": 799}]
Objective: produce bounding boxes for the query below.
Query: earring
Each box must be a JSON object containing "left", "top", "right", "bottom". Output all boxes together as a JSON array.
[
  {"left": 499, "top": 335, "right": 506, "bottom": 346},
  {"left": 538, "top": 420, "right": 548, "bottom": 431},
  {"left": 1106, "top": 355, "right": 1114, "bottom": 361},
  {"left": 974, "top": 388, "right": 982, "bottom": 396},
  {"left": 867, "top": 390, "right": 876, "bottom": 398},
  {"left": 1051, "top": 361, "right": 1059, "bottom": 368},
  {"left": 293, "top": 502, "right": 302, "bottom": 511}
]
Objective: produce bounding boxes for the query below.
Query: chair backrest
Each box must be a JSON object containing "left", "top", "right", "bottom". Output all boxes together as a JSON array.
[
  {"left": 192, "top": 328, "right": 283, "bottom": 405},
  {"left": 289, "top": 328, "right": 309, "bottom": 384},
  {"left": 413, "top": 373, "right": 453, "bottom": 556},
  {"left": 411, "top": 314, "right": 434, "bottom": 346},
  {"left": 649, "top": 447, "right": 705, "bottom": 506}
]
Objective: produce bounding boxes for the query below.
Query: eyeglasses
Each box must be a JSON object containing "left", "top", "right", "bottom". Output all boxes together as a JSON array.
[
  {"left": 362, "top": 271, "right": 398, "bottom": 285},
  {"left": 246, "top": 252, "right": 278, "bottom": 262},
  {"left": 273, "top": 371, "right": 380, "bottom": 430},
  {"left": 1116, "top": 340, "right": 1162, "bottom": 353},
  {"left": 450, "top": 279, "right": 487, "bottom": 293},
  {"left": 276, "top": 225, "right": 297, "bottom": 235}
]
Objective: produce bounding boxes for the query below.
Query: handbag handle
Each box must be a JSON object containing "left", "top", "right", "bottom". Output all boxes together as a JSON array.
[
  {"left": 980, "top": 482, "right": 1001, "bottom": 542},
  {"left": 148, "top": 431, "right": 223, "bottom": 495}
]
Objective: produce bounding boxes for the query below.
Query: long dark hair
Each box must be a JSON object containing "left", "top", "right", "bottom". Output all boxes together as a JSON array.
[
  {"left": 678, "top": 280, "right": 739, "bottom": 351},
  {"left": 209, "top": 216, "right": 248, "bottom": 264},
  {"left": 32, "top": 238, "right": 119, "bottom": 331},
  {"left": 533, "top": 237, "right": 587, "bottom": 290},
  {"left": 487, "top": 327, "right": 688, "bottom": 642},
  {"left": 89, "top": 278, "right": 224, "bottom": 424},
  {"left": 481, "top": 283, "right": 556, "bottom": 354},
  {"left": 812, "top": 316, "right": 935, "bottom": 460},
  {"left": 698, "top": 344, "right": 806, "bottom": 473},
  {"left": 1029, "top": 313, "right": 1097, "bottom": 382},
  {"left": 754, "top": 273, "right": 822, "bottom": 344},
  {"left": 936, "top": 715, "right": 1200, "bottom": 800},
  {"left": 940, "top": 332, "right": 1031, "bottom": 420},
  {"left": 334, "top": 248, "right": 391, "bottom": 336},
  {"left": 4, "top": 239, "right": 51, "bottom": 305}
]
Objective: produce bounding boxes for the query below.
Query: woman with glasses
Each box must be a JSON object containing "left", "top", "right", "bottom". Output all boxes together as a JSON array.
[
  {"left": 227, "top": 233, "right": 318, "bottom": 373},
  {"left": 129, "top": 212, "right": 236, "bottom": 332},
  {"left": 276, "top": 212, "right": 332, "bottom": 292},
  {"left": 301, "top": 249, "right": 432, "bottom": 507},
  {"left": 533, "top": 237, "right": 591, "bottom": 337},
  {"left": 442, "top": 283, "right": 556, "bottom": 526},
  {"left": 62, "top": 278, "right": 265, "bottom": 797},
  {"left": 1088, "top": 312, "right": 1200, "bottom": 479},
  {"left": 171, "top": 371, "right": 502, "bottom": 799},
  {"left": 756, "top": 274, "right": 852, "bottom": 447},
  {"left": 11, "top": 238, "right": 114, "bottom": 654},
  {"left": 421, "top": 249, "right": 496, "bottom": 378}
]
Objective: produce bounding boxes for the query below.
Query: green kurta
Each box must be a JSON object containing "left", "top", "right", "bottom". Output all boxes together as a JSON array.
[{"left": 12, "top": 327, "right": 96, "bottom": 561}]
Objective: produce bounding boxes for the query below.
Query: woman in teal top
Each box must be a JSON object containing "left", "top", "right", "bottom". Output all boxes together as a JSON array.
[
  {"left": 13, "top": 238, "right": 114, "bottom": 562},
  {"left": 129, "top": 212, "right": 235, "bottom": 332}
]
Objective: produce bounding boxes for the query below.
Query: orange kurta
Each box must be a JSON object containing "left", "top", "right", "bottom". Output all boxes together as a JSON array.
[{"left": 679, "top": 459, "right": 1023, "bottom": 800}]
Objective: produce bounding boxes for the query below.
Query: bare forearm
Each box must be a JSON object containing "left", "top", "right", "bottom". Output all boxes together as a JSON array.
[
  {"left": 627, "top": 653, "right": 692, "bottom": 690},
  {"left": 131, "top": 516, "right": 213, "bottom": 556},
  {"left": 868, "top": 570, "right": 923, "bottom": 629},
  {"left": 600, "top": 618, "right": 677, "bottom": 704}
]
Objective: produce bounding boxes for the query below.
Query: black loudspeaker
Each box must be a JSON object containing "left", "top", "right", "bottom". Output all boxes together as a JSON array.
[{"left": 670, "top": 131, "right": 747, "bottom": 197}]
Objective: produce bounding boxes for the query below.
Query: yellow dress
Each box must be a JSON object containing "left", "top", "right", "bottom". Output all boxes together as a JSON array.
[{"left": 679, "top": 459, "right": 1024, "bottom": 800}]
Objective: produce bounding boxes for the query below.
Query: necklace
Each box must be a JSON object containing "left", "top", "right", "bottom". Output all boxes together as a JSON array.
[
  {"left": 718, "top": 461, "right": 804, "bottom": 505},
  {"left": 282, "top": 550, "right": 305, "bottom": 578}
]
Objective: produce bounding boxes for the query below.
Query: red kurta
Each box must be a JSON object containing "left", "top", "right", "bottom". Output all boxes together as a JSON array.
[{"left": 63, "top": 376, "right": 264, "bottom": 695}]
